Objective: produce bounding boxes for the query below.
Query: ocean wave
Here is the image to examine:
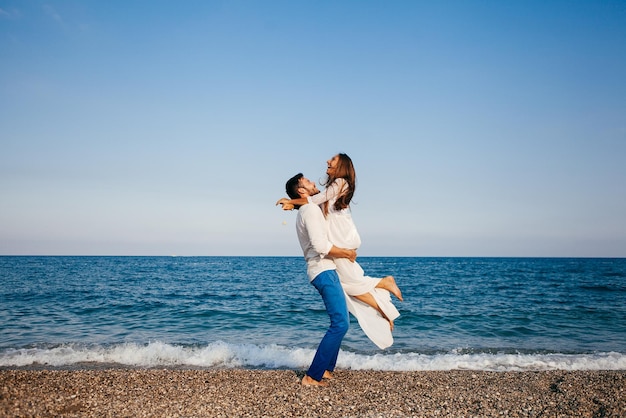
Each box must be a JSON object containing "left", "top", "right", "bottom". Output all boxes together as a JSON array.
[{"left": 1, "top": 342, "right": 625, "bottom": 371}]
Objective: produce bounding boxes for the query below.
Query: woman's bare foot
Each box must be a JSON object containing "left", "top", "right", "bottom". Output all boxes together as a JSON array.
[
  {"left": 323, "top": 371, "right": 334, "bottom": 380},
  {"left": 381, "top": 276, "right": 403, "bottom": 301},
  {"left": 301, "top": 375, "right": 328, "bottom": 386}
]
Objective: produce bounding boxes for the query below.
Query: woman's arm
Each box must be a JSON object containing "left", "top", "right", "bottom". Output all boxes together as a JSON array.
[
  {"left": 276, "top": 178, "right": 346, "bottom": 211},
  {"left": 308, "top": 178, "right": 345, "bottom": 206},
  {"left": 276, "top": 197, "right": 307, "bottom": 210}
]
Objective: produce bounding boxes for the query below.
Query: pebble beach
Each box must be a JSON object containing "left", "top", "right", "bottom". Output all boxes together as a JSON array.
[{"left": 1, "top": 369, "right": 624, "bottom": 417}]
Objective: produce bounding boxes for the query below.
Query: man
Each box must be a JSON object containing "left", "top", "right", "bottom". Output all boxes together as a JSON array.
[{"left": 284, "top": 173, "right": 356, "bottom": 387}]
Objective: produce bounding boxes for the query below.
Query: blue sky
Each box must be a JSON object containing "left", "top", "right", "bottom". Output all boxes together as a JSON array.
[{"left": 1, "top": 1, "right": 625, "bottom": 257}]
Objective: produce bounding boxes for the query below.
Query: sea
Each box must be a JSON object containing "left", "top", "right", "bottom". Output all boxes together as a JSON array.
[{"left": 1, "top": 256, "right": 625, "bottom": 372}]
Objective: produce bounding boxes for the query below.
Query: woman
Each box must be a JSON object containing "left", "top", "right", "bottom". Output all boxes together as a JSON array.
[{"left": 277, "top": 153, "right": 402, "bottom": 349}]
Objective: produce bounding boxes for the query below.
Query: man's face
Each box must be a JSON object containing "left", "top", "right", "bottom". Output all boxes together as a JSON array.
[{"left": 298, "top": 177, "right": 319, "bottom": 196}]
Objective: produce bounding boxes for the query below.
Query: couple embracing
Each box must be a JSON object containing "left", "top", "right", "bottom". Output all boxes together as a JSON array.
[{"left": 277, "top": 153, "right": 403, "bottom": 386}]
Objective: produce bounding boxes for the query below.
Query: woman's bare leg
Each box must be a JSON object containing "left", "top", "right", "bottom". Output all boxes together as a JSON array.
[
  {"left": 376, "top": 276, "right": 403, "bottom": 301},
  {"left": 354, "top": 293, "right": 394, "bottom": 331}
]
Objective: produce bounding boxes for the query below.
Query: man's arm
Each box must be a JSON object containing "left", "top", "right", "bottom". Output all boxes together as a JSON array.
[
  {"left": 302, "top": 204, "right": 356, "bottom": 262},
  {"left": 328, "top": 246, "right": 356, "bottom": 263}
]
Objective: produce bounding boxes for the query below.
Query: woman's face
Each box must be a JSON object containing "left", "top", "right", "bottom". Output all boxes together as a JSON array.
[{"left": 326, "top": 155, "right": 339, "bottom": 176}]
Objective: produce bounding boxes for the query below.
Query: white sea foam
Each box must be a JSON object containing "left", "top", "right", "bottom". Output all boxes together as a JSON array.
[{"left": 1, "top": 342, "right": 625, "bottom": 371}]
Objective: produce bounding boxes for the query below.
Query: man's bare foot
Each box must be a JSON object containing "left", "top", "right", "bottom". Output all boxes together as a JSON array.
[
  {"left": 323, "top": 371, "right": 334, "bottom": 380},
  {"left": 383, "top": 276, "right": 403, "bottom": 301},
  {"left": 301, "top": 375, "right": 328, "bottom": 386}
]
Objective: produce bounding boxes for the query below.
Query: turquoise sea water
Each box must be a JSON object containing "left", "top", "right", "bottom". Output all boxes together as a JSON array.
[{"left": 1, "top": 256, "right": 625, "bottom": 371}]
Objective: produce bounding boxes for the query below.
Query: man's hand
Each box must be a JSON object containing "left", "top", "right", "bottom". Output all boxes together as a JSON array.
[
  {"left": 345, "top": 249, "right": 357, "bottom": 263},
  {"left": 328, "top": 246, "right": 357, "bottom": 262},
  {"left": 276, "top": 198, "right": 294, "bottom": 211}
]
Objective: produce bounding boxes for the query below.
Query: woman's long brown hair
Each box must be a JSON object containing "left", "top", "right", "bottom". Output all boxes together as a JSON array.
[{"left": 323, "top": 153, "right": 356, "bottom": 213}]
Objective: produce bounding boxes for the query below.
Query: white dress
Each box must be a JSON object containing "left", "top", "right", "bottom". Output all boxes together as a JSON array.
[{"left": 309, "top": 179, "right": 400, "bottom": 349}]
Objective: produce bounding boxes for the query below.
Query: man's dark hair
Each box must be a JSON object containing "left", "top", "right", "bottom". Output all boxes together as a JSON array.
[{"left": 285, "top": 173, "right": 304, "bottom": 202}]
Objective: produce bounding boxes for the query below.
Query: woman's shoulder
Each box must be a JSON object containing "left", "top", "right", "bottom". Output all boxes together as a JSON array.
[{"left": 332, "top": 177, "right": 348, "bottom": 188}]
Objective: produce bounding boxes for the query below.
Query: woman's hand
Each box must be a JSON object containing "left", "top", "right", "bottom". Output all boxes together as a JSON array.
[{"left": 276, "top": 198, "right": 294, "bottom": 211}]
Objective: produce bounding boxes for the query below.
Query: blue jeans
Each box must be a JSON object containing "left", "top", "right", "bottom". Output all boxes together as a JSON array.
[{"left": 307, "top": 269, "right": 349, "bottom": 381}]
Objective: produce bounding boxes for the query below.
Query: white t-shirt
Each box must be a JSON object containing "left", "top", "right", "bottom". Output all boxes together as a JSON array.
[{"left": 295, "top": 203, "right": 336, "bottom": 281}]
